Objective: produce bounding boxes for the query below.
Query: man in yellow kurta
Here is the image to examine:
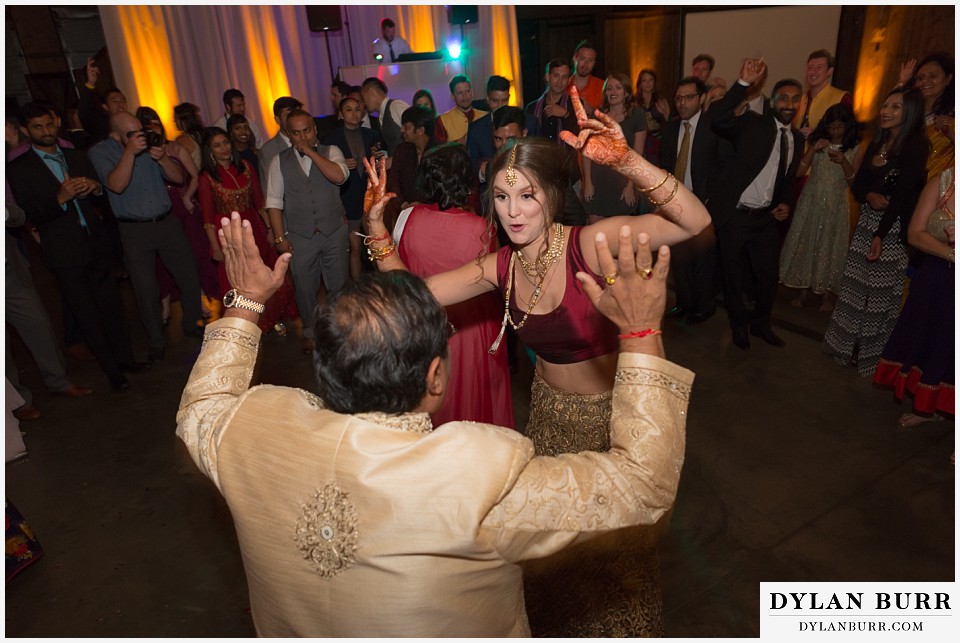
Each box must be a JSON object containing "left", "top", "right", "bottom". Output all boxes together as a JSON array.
[
  {"left": 177, "top": 213, "right": 693, "bottom": 636},
  {"left": 435, "top": 74, "right": 487, "bottom": 145},
  {"left": 793, "top": 49, "right": 853, "bottom": 139}
]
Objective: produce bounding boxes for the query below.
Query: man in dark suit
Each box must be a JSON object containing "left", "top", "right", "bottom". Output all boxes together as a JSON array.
[
  {"left": 8, "top": 103, "right": 142, "bottom": 391},
  {"left": 709, "top": 59, "right": 804, "bottom": 349},
  {"left": 660, "top": 76, "right": 730, "bottom": 324}
]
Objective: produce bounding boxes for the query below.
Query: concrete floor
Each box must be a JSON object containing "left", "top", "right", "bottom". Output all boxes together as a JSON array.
[{"left": 4, "top": 262, "right": 955, "bottom": 637}]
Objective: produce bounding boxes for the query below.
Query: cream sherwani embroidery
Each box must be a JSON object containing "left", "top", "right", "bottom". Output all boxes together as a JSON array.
[{"left": 177, "top": 317, "right": 694, "bottom": 637}]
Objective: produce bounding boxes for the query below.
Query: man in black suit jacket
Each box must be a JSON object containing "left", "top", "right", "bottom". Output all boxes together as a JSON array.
[
  {"left": 709, "top": 59, "right": 804, "bottom": 349},
  {"left": 8, "top": 103, "right": 141, "bottom": 391},
  {"left": 660, "top": 76, "right": 730, "bottom": 323}
]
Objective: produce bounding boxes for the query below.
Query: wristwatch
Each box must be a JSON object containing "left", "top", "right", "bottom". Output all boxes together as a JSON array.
[{"left": 223, "top": 289, "right": 266, "bottom": 314}]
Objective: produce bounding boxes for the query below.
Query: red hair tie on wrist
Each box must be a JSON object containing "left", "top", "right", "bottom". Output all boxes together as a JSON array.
[{"left": 618, "top": 329, "right": 663, "bottom": 340}]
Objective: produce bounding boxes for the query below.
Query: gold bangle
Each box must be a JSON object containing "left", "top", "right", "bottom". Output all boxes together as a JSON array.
[
  {"left": 647, "top": 174, "right": 680, "bottom": 207},
  {"left": 367, "top": 242, "right": 397, "bottom": 262},
  {"left": 637, "top": 171, "right": 671, "bottom": 194},
  {"left": 274, "top": 235, "right": 285, "bottom": 244}
]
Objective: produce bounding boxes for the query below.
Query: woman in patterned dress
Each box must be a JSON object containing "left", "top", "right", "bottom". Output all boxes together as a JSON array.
[
  {"left": 197, "top": 128, "right": 295, "bottom": 334},
  {"left": 780, "top": 103, "right": 863, "bottom": 311},
  {"left": 822, "top": 88, "right": 929, "bottom": 376}
]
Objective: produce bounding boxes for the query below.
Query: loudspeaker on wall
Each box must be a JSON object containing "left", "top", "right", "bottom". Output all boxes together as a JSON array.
[
  {"left": 306, "top": 6, "right": 343, "bottom": 32},
  {"left": 448, "top": 5, "right": 478, "bottom": 25}
]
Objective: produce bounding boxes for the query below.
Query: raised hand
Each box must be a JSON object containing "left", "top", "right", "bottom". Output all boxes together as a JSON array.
[
  {"left": 362, "top": 155, "right": 387, "bottom": 217},
  {"left": 559, "top": 85, "right": 631, "bottom": 168},
  {"left": 219, "top": 211, "right": 290, "bottom": 305},
  {"left": 739, "top": 58, "right": 767, "bottom": 86},
  {"left": 898, "top": 58, "right": 917, "bottom": 86},
  {"left": 576, "top": 226, "right": 669, "bottom": 335}
]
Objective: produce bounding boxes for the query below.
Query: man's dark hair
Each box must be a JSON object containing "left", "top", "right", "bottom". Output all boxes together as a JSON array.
[
  {"left": 222, "top": 88, "right": 244, "bottom": 107},
  {"left": 100, "top": 87, "right": 124, "bottom": 104},
  {"left": 313, "top": 271, "right": 449, "bottom": 414},
  {"left": 362, "top": 77, "right": 388, "bottom": 95},
  {"left": 380, "top": 18, "right": 395, "bottom": 30},
  {"left": 332, "top": 80, "right": 352, "bottom": 96},
  {"left": 401, "top": 105, "right": 435, "bottom": 137},
  {"left": 347, "top": 84, "right": 362, "bottom": 96},
  {"left": 418, "top": 144, "right": 473, "bottom": 210},
  {"left": 448, "top": 74, "right": 471, "bottom": 96},
  {"left": 692, "top": 53, "right": 715, "bottom": 71},
  {"left": 545, "top": 58, "right": 570, "bottom": 75},
  {"left": 492, "top": 105, "right": 526, "bottom": 131},
  {"left": 807, "top": 49, "right": 835, "bottom": 69},
  {"left": 17, "top": 102, "right": 53, "bottom": 127},
  {"left": 272, "top": 96, "right": 303, "bottom": 117},
  {"left": 676, "top": 76, "right": 707, "bottom": 97},
  {"left": 486, "top": 75, "right": 510, "bottom": 95},
  {"left": 572, "top": 39, "right": 596, "bottom": 58},
  {"left": 772, "top": 78, "right": 803, "bottom": 99}
]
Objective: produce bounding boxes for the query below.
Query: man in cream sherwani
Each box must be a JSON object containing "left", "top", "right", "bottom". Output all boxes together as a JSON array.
[{"left": 177, "top": 213, "right": 694, "bottom": 637}]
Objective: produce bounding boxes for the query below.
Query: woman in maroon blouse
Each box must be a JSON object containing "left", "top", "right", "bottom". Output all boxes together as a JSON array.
[{"left": 361, "top": 89, "right": 711, "bottom": 636}]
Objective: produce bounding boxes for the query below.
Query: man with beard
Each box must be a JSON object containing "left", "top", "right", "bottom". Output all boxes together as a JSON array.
[
  {"left": 709, "top": 58, "right": 803, "bottom": 350},
  {"left": 8, "top": 103, "right": 143, "bottom": 392},
  {"left": 567, "top": 40, "right": 604, "bottom": 111},
  {"left": 434, "top": 74, "right": 486, "bottom": 145}
]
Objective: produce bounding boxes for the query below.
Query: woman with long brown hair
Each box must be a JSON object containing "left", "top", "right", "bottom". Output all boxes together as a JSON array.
[
  {"left": 582, "top": 72, "right": 648, "bottom": 223},
  {"left": 361, "top": 87, "right": 709, "bottom": 636}
]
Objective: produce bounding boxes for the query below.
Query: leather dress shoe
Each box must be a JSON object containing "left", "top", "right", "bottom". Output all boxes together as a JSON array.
[
  {"left": 665, "top": 306, "right": 688, "bottom": 319},
  {"left": 686, "top": 309, "right": 715, "bottom": 324},
  {"left": 120, "top": 361, "right": 150, "bottom": 373},
  {"left": 732, "top": 327, "right": 750, "bottom": 350},
  {"left": 109, "top": 374, "right": 130, "bottom": 392},
  {"left": 53, "top": 384, "right": 95, "bottom": 397},
  {"left": 751, "top": 325, "right": 786, "bottom": 347},
  {"left": 147, "top": 347, "right": 165, "bottom": 364},
  {"left": 13, "top": 404, "right": 42, "bottom": 422},
  {"left": 65, "top": 343, "right": 97, "bottom": 362}
]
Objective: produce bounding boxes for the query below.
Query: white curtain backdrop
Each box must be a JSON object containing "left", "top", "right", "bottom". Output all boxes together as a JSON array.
[{"left": 99, "top": 5, "right": 522, "bottom": 139}]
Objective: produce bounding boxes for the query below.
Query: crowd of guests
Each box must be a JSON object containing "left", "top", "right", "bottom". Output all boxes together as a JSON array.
[{"left": 5, "top": 23, "right": 955, "bottom": 636}]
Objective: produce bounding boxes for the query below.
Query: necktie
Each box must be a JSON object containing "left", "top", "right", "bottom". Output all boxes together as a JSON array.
[
  {"left": 45, "top": 152, "right": 88, "bottom": 229},
  {"left": 800, "top": 91, "right": 812, "bottom": 129},
  {"left": 674, "top": 121, "right": 691, "bottom": 187},
  {"left": 776, "top": 127, "right": 790, "bottom": 179},
  {"left": 388, "top": 42, "right": 396, "bottom": 62}
]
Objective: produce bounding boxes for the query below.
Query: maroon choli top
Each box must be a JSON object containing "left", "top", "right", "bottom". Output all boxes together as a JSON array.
[{"left": 496, "top": 226, "right": 619, "bottom": 364}]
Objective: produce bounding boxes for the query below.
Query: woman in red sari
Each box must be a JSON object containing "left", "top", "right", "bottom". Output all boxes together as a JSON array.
[
  {"left": 197, "top": 127, "right": 295, "bottom": 334},
  {"left": 390, "top": 143, "right": 514, "bottom": 427}
]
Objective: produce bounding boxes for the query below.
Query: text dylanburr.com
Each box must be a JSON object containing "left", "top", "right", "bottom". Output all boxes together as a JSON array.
[{"left": 760, "top": 582, "right": 955, "bottom": 640}]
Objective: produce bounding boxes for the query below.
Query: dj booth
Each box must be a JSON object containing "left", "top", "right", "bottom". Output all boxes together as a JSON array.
[{"left": 339, "top": 57, "right": 467, "bottom": 115}]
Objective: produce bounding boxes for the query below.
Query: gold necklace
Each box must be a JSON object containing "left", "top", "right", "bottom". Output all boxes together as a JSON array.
[
  {"left": 219, "top": 163, "right": 243, "bottom": 189},
  {"left": 516, "top": 223, "right": 564, "bottom": 278},
  {"left": 489, "top": 226, "right": 565, "bottom": 354}
]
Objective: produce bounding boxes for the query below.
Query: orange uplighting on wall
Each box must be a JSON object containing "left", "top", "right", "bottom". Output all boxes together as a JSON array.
[
  {"left": 115, "top": 6, "right": 179, "bottom": 135},
  {"left": 239, "top": 5, "right": 292, "bottom": 136},
  {"left": 487, "top": 5, "right": 523, "bottom": 106},
  {"left": 397, "top": 6, "right": 437, "bottom": 55}
]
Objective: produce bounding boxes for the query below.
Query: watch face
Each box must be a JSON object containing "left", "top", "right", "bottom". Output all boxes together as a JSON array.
[{"left": 223, "top": 289, "right": 237, "bottom": 307}]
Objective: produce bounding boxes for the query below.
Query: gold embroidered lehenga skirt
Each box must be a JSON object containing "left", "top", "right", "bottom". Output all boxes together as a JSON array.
[{"left": 520, "top": 373, "right": 666, "bottom": 637}]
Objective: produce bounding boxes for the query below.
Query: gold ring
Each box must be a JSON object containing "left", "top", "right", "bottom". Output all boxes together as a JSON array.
[
  {"left": 637, "top": 267, "right": 654, "bottom": 280},
  {"left": 603, "top": 273, "right": 617, "bottom": 286}
]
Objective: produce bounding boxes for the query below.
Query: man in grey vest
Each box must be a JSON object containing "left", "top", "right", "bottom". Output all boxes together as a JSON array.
[
  {"left": 265, "top": 109, "right": 349, "bottom": 354},
  {"left": 360, "top": 77, "right": 409, "bottom": 155}
]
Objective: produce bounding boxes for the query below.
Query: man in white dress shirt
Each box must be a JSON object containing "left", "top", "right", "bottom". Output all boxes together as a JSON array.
[
  {"left": 212, "top": 89, "right": 264, "bottom": 148},
  {"left": 370, "top": 18, "right": 411, "bottom": 63},
  {"left": 264, "top": 110, "right": 349, "bottom": 353}
]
